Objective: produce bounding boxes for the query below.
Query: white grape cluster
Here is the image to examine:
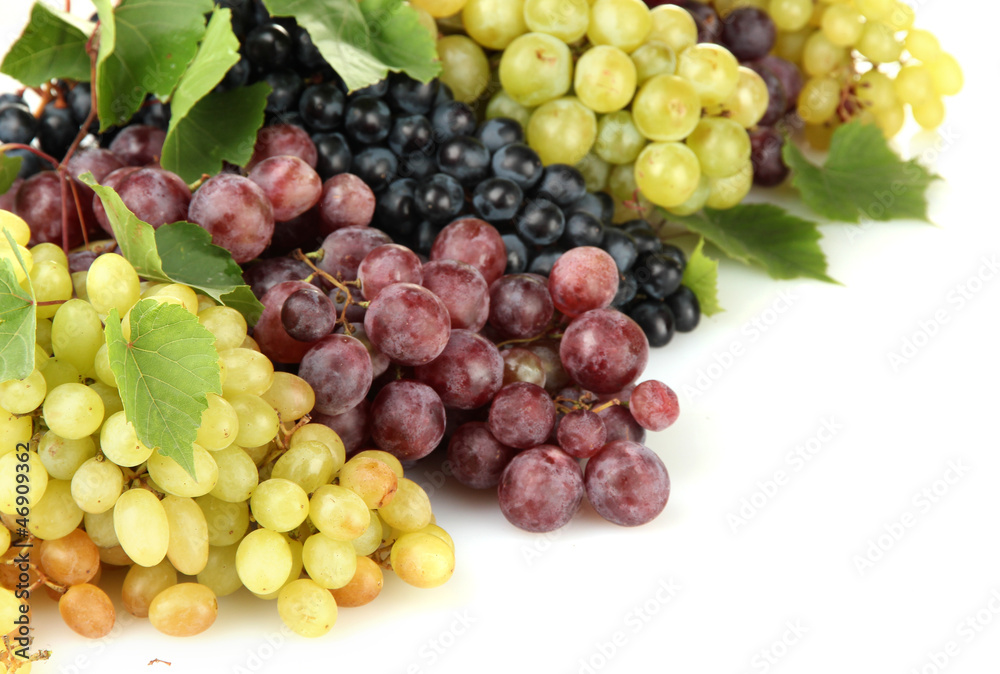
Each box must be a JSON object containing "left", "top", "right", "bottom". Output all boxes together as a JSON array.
[
  {"left": 0, "top": 211, "right": 454, "bottom": 643},
  {"left": 415, "top": 0, "right": 767, "bottom": 219}
]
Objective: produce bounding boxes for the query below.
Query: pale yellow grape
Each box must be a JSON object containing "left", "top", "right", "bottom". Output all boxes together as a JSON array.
[
  {"left": 437, "top": 35, "right": 491, "bottom": 104},
  {"left": 912, "top": 97, "right": 945, "bottom": 130},
  {"left": 685, "top": 117, "right": 750, "bottom": 179},
  {"left": 149, "top": 283, "right": 198, "bottom": 314},
  {"left": 219, "top": 348, "right": 274, "bottom": 398},
  {"left": 0, "top": 211, "right": 30, "bottom": 247},
  {"left": 29, "top": 241, "right": 66, "bottom": 267},
  {"left": 339, "top": 456, "right": 399, "bottom": 509},
  {"left": 857, "top": 70, "right": 897, "bottom": 111},
  {"left": 803, "top": 120, "right": 839, "bottom": 151},
  {"left": 390, "top": 532, "right": 455, "bottom": 588},
  {"left": 309, "top": 484, "right": 370, "bottom": 541},
  {"left": 39, "top": 429, "right": 96, "bottom": 482},
  {"left": 197, "top": 494, "right": 250, "bottom": 546},
  {"left": 631, "top": 74, "right": 700, "bottom": 141},
  {"left": 85, "top": 253, "right": 140, "bottom": 317},
  {"left": 51, "top": 299, "right": 103, "bottom": 375},
  {"left": 243, "top": 441, "right": 272, "bottom": 467},
  {"left": 99, "top": 544, "right": 133, "bottom": 566},
  {"left": 197, "top": 306, "right": 246, "bottom": 352},
  {"left": 773, "top": 26, "right": 813, "bottom": 64},
  {"left": 0, "top": 368, "right": 45, "bottom": 415},
  {"left": 27, "top": 478, "right": 81, "bottom": 539},
  {"left": 93, "top": 343, "right": 116, "bottom": 388},
  {"left": 0, "top": 450, "right": 47, "bottom": 512},
  {"left": 197, "top": 543, "right": 242, "bottom": 597},
  {"left": 714, "top": 0, "right": 766, "bottom": 14},
  {"left": 902, "top": 28, "right": 940, "bottom": 64},
  {"left": 648, "top": 5, "right": 697, "bottom": 54},
  {"left": 84, "top": 510, "right": 119, "bottom": 548},
  {"left": 928, "top": 53, "right": 963, "bottom": 96},
  {"left": 253, "top": 536, "right": 303, "bottom": 600},
  {"left": 797, "top": 76, "right": 840, "bottom": 124},
  {"left": 278, "top": 579, "right": 338, "bottom": 638},
  {"left": 272, "top": 440, "right": 335, "bottom": 494},
  {"left": 100, "top": 411, "right": 153, "bottom": 467},
  {"left": 43, "top": 383, "right": 103, "bottom": 439},
  {"left": 522, "top": 0, "right": 588, "bottom": 43},
  {"left": 71, "top": 270, "right": 87, "bottom": 301},
  {"left": 0, "top": 587, "right": 24, "bottom": 637},
  {"left": 574, "top": 46, "right": 637, "bottom": 114},
  {"left": 147, "top": 446, "right": 219, "bottom": 498},
  {"left": 30, "top": 260, "right": 72, "bottom": 319},
  {"left": 410, "top": 0, "right": 467, "bottom": 17},
  {"left": 463, "top": 0, "right": 526, "bottom": 49},
  {"left": 240, "top": 335, "right": 260, "bottom": 352},
  {"left": 162, "top": 495, "right": 210, "bottom": 575},
  {"left": 855, "top": 0, "right": 891, "bottom": 20},
  {"left": 486, "top": 90, "right": 534, "bottom": 128},
  {"left": 250, "top": 478, "right": 309, "bottom": 532},
  {"left": 587, "top": 0, "right": 651, "bottom": 53},
  {"left": 634, "top": 142, "right": 701, "bottom": 208},
  {"left": 0, "top": 407, "right": 32, "bottom": 454},
  {"left": 884, "top": 1, "right": 914, "bottom": 31},
  {"left": 229, "top": 394, "right": 280, "bottom": 448},
  {"left": 208, "top": 445, "right": 258, "bottom": 502},
  {"left": 331, "top": 556, "right": 383, "bottom": 607},
  {"left": 70, "top": 457, "right": 124, "bottom": 514},
  {"left": 40, "top": 357, "right": 80, "bottom": 391},
  {"left": 236, "top": 528, "right": 292, "bottom": 595},
  {"left": 88, "top": 381, "right": 122, "bottom": 425},
  {"left": 576, "top": 152, "right": 611, "bottom": 191},
  {"left": 716, "top": 67, "right": 769, "bottom": 128},
  {"left": 413, "top": 5, "right": 436, "bottom": 37},
  {"left": 499, "top": 32, "right": 573, "bottom": 107},
  {"left": 527, "top": 97, "right": 597, "bottom": 166},
  {"left": 417, "top": 523, "right": 455, "bottom": 551},
  {"left": 196, "top": 393, "right": 240, "bottom": 451},
  {"left": 260, "top": 372, "right": 315, "bottom": 422},
  {"left": 122, "top": 559, "right": 177, "bottom": 618},
  {"left": 856, "top": 21, "right": 902, "bottom": 63},
  {"left": 302, "top": 533, "right": 356, "bottom": 589},
  {"left": 0, "top": 241, "right": 31, "bottom": 284},
  {"left": 769, "top": 0, "right": 812, "bottom": 30},
  {"left": 148, "top": 583, "right": 218, "bottom": 637},
  {"left": 894, "top": 64, "right": 934, "bottom": 106},
  {"left": 351, "top": 511, "right": 384, "bottom": 556},
  {"left": 352, "top": 449, "right": 403, "bottom": 478},
  {"left": 378, "top": 478, "right": 432, "bottom": 532},
  {"left": 114, "top": 488, "right": 169, "bottom": 566},
  {"left": 802, "top": 31, "right": 847, "bottom": 77},
  {"left": 677, "top": 44, "right": 739, "bottom": 107},
  {"left": 35, "top": 317, "right": 53, "bottom": 354},
  {"left": 705, "top": 161, "right": 753, "bottom": 209},
  {"left": 630, "top": 41, "right": 676, "bottom": 85}
]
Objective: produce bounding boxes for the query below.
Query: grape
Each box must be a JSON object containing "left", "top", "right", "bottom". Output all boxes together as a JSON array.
[
  {"left": 109, "top": 125, "right": 166, "bottom": 166},
  {"left": 593, "top": 112, "right": 645, "bottom": 167},
  {"left": 236, "top": 528, "right": 292, "bottom": 594},
  {"left": 197, "top": 544, "right": 242, "bottom": 598},
  {"left": 42, "top": 383, "right": 104, "bottom": 440},
  {"left": 370, "top": 380, "right": 446, "bottom": 460},
  {"left": 250, "top": 123, "right": 318, "bottom": 169},
  {"left": 821, "top": 4, "right": 864, "bottom": 47},
  {"left": 560, "top": 308, "right": 649, "bottom": 394},
  {"left": 209, "top": 446, "right": 259, "bottom": 502},
  {"left": 197, "top": 495, "right": 250, "bottom": 546},
  {"left": 501, "top": 347, "right": 545, "bottom": 387},
  {"left": 39, "top": 528, "right": 100, "bottom": 586},
  {"left": 280, "top": 286, "right": 337, "bottom": 342},
  {"left": 632, "top": 74, "right": 701, "bottom": 142},
  {"left": 37, "top": 432, "right": 94, "bottom": 480},
  {"left": 928, "top": 53, "right": 963, "bottom": 97},
  {"left": 414, "top": 173, "right": 465, "bottom": 225},
  {"left": 665, "top": 286, "right": 700, "bottom": 332},
  {"left": 148, "top": 583, "right": 218, "bottom": 636},
  {"left": 497, "top": 445, "right": 584, "bottom": 532},
  {"left": 721, "top": 7, "right": 776, "bottom": 61},
  {"left": 597, "top": 401, "right": 646, "bottom": 444},
  {"left": 0, "top": 105, "right": 35, "bottom": 144},
  {"left": 446, "top": 422, "right": 518, "bottom": 489},
  {"left": 229, "top": 394, "right": 280, "bottom": 447},
  {"left": 436, "top": 35, "right": 491, "bottom": 104},
  {"left": 66, "top": 147, "right": 124, "bottom": 188},
  {"left": 161, "top": 495, "right": 210, "bottom": 575},
  {"left": 114, "top": 488, "right": 170, "bottom": 567},
  {"left": 250, "top": 478, "right": 309, "bottom": 532},
  {"left": 330, "top": 556, "right": 383, "bottom": 607},
  {"left": 437, "top": 136, "right": 491, "bottom": 187},
  {"left": 634, "top": 141, "right": 701, "bottom": 209},
  {"left": 749, "top": 127, "right": 789, "bottom": 187},
  {"left": 526, "top": 97, "right": 597, "bottom": 166},
  {"left": 491, "top": 142, "right": 543, "bottom": 191},
  {"left": 0, "top": 368, "right": 45, "bottom": 415},
  {"left": 414, "top": 330, "right": 504, "bottom": 409},
  {"left": 463, "top": 0, "right": 527, "bottom": 49},
  {"left": 339, "top": 456, "right": 398, "bottom": 508},
  {"left": 272, "top": 440, "right": 336, "bottom": 494},
  {"left": 15, "top": 171, "right": 84, "bottom": 248},
  {"left": 299, "top": 334, "right": 374, "bottom": 416},
  {"left": 308, "top": 484, "right": 370, "bottom": 540},
  {"left": 317, "top": 173, "right": 376, "bottom": 234},
  {"left": 585, "top": 440, "right": 669, "bottom": 526},
  {"left": 70, "top": 457, "right": 123, "bottom": 514},
  {"left": 630, "top": 41, "right": 677, "bottom": 87},
  {"left": 247, "top": 155, "right": 322, "bottom": 222},
  {"left": 391, "top": 532, "right": 455, "bottom": 588},
  {"left": 147, "top": 445, "right": 220, "bottom": 498},
  {"left": 856, "top": 21, "right": 903, "bottom": 63},
  {"left": 499, "top": 33, "right": 573, "bottom": 107},
  {"left": 102, "top": 167, "right": 191, "bottom": 232},
  {"left": 387, "top": 72, "right": 440, "bottom": 115},
  {"left": 299, "top": 83, "right": 345, "bottom": 132},
  {"left": 188, "top": 174, "right": 275, "bottom": 263},
  {"left": 471, "top": 177, "right": 523, "bottom": 226},
  {"left": 254, "top": 280, "right": 326, "bottom": 364},
  {"left": 311, "top": 401, "right": 370, "bottom": 456},
  {"left": 588, "top": 0, "right": 651, "bottom": 52},
  {"left": 548, "top": 246, "right": 619, "bottom": 317},
  {"left": 100, "top": 410, "right": 154, "bottom": 467},
  {"left": 358, "top": 243, "right": 423, "bottom": 301},
  {"left": 364, "top": 283, "right": 451, "bottom": 366},
  {"left": 485, "top": 90, "right": 534, "bottom": 129},
  {"left": 487, "top": 273, "right": 553, "bottom": 340},
  {"left": 301, "top": 533, "right": 356, "bottom": 589},
  {"left": 769, "top": 0, "right": 812, "bottom": 30},
  {"left": 629, "top": 380, "right": 679, "bottom": 431},
  {"left": 717, "top": 66, "right": 771, "bottom": 129},
  {"left": 378, "top": 477, "right": 432, "bottom": 532},
  {"left": 488, "top": 382, "right": 556, "bottom": 449},
  {"left": 59, "top": 583, "right": 116, "bottom": 638},
  {"left": 912, "top": 97, "right": 946, "bottom": 130},
  {"left": 278, "top": 578, "right": 338, "bottom": 637},
  {"left": 802, "top": 31, "right": 847, "bottom": 78},
  {"left": 122, "top": 559, "right": 177, "bottom": 618},
  {"left": 575, "top": 46, "right": 637, "bottom": 114}
]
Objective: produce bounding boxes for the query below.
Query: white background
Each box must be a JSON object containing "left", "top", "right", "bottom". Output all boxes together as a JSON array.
[{"left": 4, "top": 1, "right": 1000, "bottom": 673}]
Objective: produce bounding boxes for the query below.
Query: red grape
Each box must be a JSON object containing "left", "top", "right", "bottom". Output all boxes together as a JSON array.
[
  {"left": 548, "top": 246, "right": 619, "bottom": 317},
  {"left": 560, "top": 308, "right": 649, "bottom": 394},
  {"left": 429, "top": 217, "right": 506, "bottom": 285},
  {"left": 247, "top": 155, "right": 322, "bottom": 222},
  {"left": 414, "top": 330, "right": 503, "bottom": 409},
  {"left": 188, "top": 174, "right": 275, "bottom": 263},
  {"left": 318, "top": 173, "right": 375, "bottom": 234},
  {"left": 498, "top": 445, "right": 584, "bottom": 532},
  {"left": 584, "top": 440, "right": 670, "bottom": 526},
  {"left": 447, "top": 422, "right": 519, "bottom": 489},
  {"left": 109, "top": 124, "right": 166, "bottom": 166},
  {"left": 370, "top": 380, "right": 446, "bottom": 461},
  {"left": 488, "top": 274, "right": 554, "bottom": 340},
  {"left": 488, "top": 382, "right": 556, "bottom": 450},
  {"left": 629, "top": 380, "right": 680, "bottom": 431},
  {"left": 300, "top": 334, "right": 374, "bottom": 416},
  {"left": 357, "top": 243, "right": 423, "bottom": 300},
  {"left": 420, "top": 259, "right": 489, "bottom": 331},
  {"left": 249, "top": 123, "right": 317, "bottom": 168},
  {"left": 363, "top": 283, "right": 451, "bottom": 366},
  {"left": 317, "top": 226, "right": 391, "bottom": 282}
]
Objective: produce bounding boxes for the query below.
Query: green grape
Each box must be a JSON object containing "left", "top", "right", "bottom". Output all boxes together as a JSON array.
[
  {"left": 37, "top": 432, "right": 94, "bottom": 480},
  {"left": 648, "top": 5, "right": 697, "bottom": 54},
  {"left": 576, "top": 152, "right": 612, "bottom": 192},
  {"left": 855, "top": 0, "right": 891, "bottom": 20},
  {"left": 378, "top": 478, "right": 432, "bottom": 532},
  {"left": 51, "top": 299, "right": 103, "bottom": 376},
  {"left": 35, "top": 316, "right": 53, "bottom": 354},
  {"left": 417, "top": 523, "right": 455, "bottom": 551},
  {"left": 260, "top": 372, "right": 315, "bottom": 423},
  {"left": 148, "top": 582, "right": 218, "bottom": 637},
  {"left": 705, "top": 161, "right": 753, "bottom": 209},
  {"left": 30, "top": 260, "right": 72, "bottom": 319},
  {"left": 715, "top": 66, "right": 769, "bottom": 128},
  {"left": 86, "top": 253, "right": 140, "bottom": 317},
  {"left": 83, "top": 509, "right": 119, "bottom": 548},
  {"left": 595, "top": 111, "right": 646, "bottom": 165},
  {"left": 685, "top": 117, "right": 751, "bottom": 179},
  {"left": 196, "top": 494, "right": 250, "bottom": 546},
  {"left": 196, "top": 393, "right": 240, "bottom": 451},
  {"left": 70, "top": 457, "right": 124, "bottom": 514},
  {"left": 122, "top": 559, "right": 177, "bottom": 618},
  {"left": 912, "top": 96, "right": 945, "bottom": 130},
  {"left": 677, "top": 43, "right": 739, "bottom": 107},
  {"left": 0, "top": 211, "right": 30, "bottom": 246},
  {"left": 769, "top": 0, "right": 812, "bottom": 31},
  {"left": 71, "top": 269, "right": 88, "bottom": 301},
  {"left": 0, "top": 368, "right": 45, "bottom": 415},
  {"left": 0, "top": 406, "right": 32, "bottom": 453},
  {"left": 30, "top": 241, "right": 66, "bottom": 267},
  {"left": 802, "top": 31, "right": 847, "bottom": 77},
  {"left": 894, "top": 64, "right": 934, "bottom": 106},
  {"left": 208, "top": 445, "right": 258, "bottom": 502},
  {"left": 229, "top": 394, "right": 280, "bottom": 448},
  {"left": 0, "top": 526, "right": 9, "bottom": 557},
  {"left": 162, "top": 495, "right": 210, "bottom": 576},
  {"left": 820, "top": 4, "right": 863, "bottom": 47},
  {"left": 219, "top": 348, "right": 274, "bottom": 398},
  {"left": 309, "top": 484, "right": 370, "bottom": 540},
  {"left": 630, "top": 41, "right": 676, "bottom": 85},
  {"left": 390, "top": 532, "right": 455, "bottom": 588},
  {"left": 351, "top": 510, "right": 384, "bottom": 556},
  {"left": 463, "top": 0, "right": 526, "bottom": 49},
  {"left": 302, "top": 533, "right": 356, "bottom": 589},
  {"left": 856, "top": 21, "right": 903, "bottom": 63},
  {"left": 631, "top": 74, "right": 701, "bottom": 142},
  {"left": 253, "top": 536, "right": 303, "bottom": 600},
  {"left": 797, "top": 76, "right": 840, "bottom": 124},
  {"left": 235, "top": 529, "right": 292, "bottom": 595},
  {"left": 29, "top": 485, "right": 86, "bottom": 546},
  {"left": 278, "top": 578, "right": 338, "bottom": 638},
  {"left": 857, "top": 70, "right": 898, "bottom": 111},
  {"left": 0, "top": 241, "right": 31, "bottom": 284},
  {"left": 873, "top": 102, "right": 905, "bottom": 137},
  {"left": 197, "top": 306, "right": 247, "bottom": 353},
  {"left": 99, "top": 410, "right": 153, "bottom": 467},
  {"left": 437, "top": 35, "right": 491, "bottom": 104},
  {"left": 587, "top": 0, "right": 651, "bottom": 53},
  {"left": 499, "top": 32, "right": 573, "bottom": 106},
  {"left": 88, "top": 381, "right": 123, "bottom": 425},
  {"left": 522, "top": 0, "right": 589, "bottom": 44},
  {"left": 272, "top": 440, "right": 335, "bottom": 494},
  {"left": 42, "top": 382, "right": 104, "bottom": 440},
  {"left": 114, "top": 488, "right": 170, "bottom": 566},
  {"left": 93, "top": 343, "right": 116, "bottom": 388},
  {"left": 486, "top": 89, "right": 535, "bottom": 129},
  {"left": 608, "top": 162, "right": 641, "bottom": 204},
  {"left": 714, "top": 0, "right": 767, "bottom": 14},
  {"left": 663, "top": 173, "right": 710, "bottom": 216},
  {"left": 351, "top": 449, "right": 404, "bottom": 478},
  {"left": 904, "top": 29, "right": 941, "bottom": 63},
  {"left": 927, "top": 53, "right": 963, "bottom": 96},
  {"left": 40, "top": 357, "right": 80, "bottom": 391},
  {"left": 250, "top": 478, "right": 309, "bottom": 532},
  {"left": 0, "top": 450, "right": 47, "bottom": 513},
  {"left": 149, "top": 283, "right": 198, "bottom": 314},
  {"left": 0, "top": 587, "right": 23, "bottom": 637},
  {"left": 243, "top": 441, "right": 272, "bottom": 467},
  {"left": 197, "top": 543, "right": 242, "bottom": 598},
  {"left": 574, "top": 45, "right": 637, "bottom": 113},
  {"left": 147, "top": 445, "right": 219, "bottom": 498},
  {"left": 527, "top": 97, "right": 597, "bottom": 166},
  {"left": 773, "top": 26, "right": 813, "bottom": 64},
  {"left": 885, "top": 1, "right": 915, "bottom": 30},
  {"left": 410, "top": 0, "right": 468, "bottom": 18},
  {"left": 634, "top": 142, "right": 701, "bottom": 208}
]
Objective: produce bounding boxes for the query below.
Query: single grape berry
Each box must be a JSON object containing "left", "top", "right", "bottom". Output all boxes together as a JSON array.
[{"left": 281, "top": 287, "right": 337, "bottom": 342}]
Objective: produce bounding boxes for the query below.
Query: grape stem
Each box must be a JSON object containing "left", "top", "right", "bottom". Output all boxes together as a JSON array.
[
  {"left": 292, "top": 248, "right": 370, "bottom": 335},
  {"left": 495, "top": 332, "right": 563, "bottom": 349},
  {"left": 589, "top": 398, "right": 623, "bottom": 414}
]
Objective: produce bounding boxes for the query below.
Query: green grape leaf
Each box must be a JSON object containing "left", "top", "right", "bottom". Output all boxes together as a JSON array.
[
  {"left": 161, "top": 10, "right": 268, "bottom": 182},
  {"left": 783, "top": 121, "right": 940, "bottom": 223},
  {"left": 682, "top": 238, "right": 723, "bottom": 317},
  {"left": 105, "top": 300, "right": 220, "bottom": 477},
  {"left": 80, "top": 173, "right": 264, "bottom": 325},
  {"left": 92, "top": 0, "right": 214, "bottom": 130},
  {"left": 0, "top": 2, "right": 94, "bottom": 87},
  {"left": 672, "top": 205, "right": 837, "bottom": 284},
  {"left": 262, "top": 0, "right": 441, "bottom": 92},
  {"left": 0, "top": 231, "right": 36, "bottom": 382},
  {"left": 0, "top": 151, "right": 23, "bottom": 196}
]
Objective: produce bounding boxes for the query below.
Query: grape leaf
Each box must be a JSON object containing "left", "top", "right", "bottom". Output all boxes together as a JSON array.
[
  {"left": 682, "top": 238, "right": 722, "bottom": 317},
  {"left": 263, "top": 0, "right": 441, "bottom": 92},
  {"left": 92, "top": 0, "right": 214, "bottom": 129},
  {"left": 0, "top": 151, "right": 23, "bottom": 196},
  {"left": 105, "top": 300, "right": 220, "bottom": 477},
  {"left": 783, "top": 121, "right": 940, "bottom": 223},
  {"left": 671, "top": 205, "right": 837, "bottom": 283},
  {"left": 80, "top": 173, "right": 264, "bottom": 324},
  {"left": 161, "top": 10, "right": 269, "bottom": 182},
  {"left": 0, "top": 231, "right": 35, "bottom": 383},
  {"left": 0, "top": 2, "right": 94, "bottom": 87}
]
